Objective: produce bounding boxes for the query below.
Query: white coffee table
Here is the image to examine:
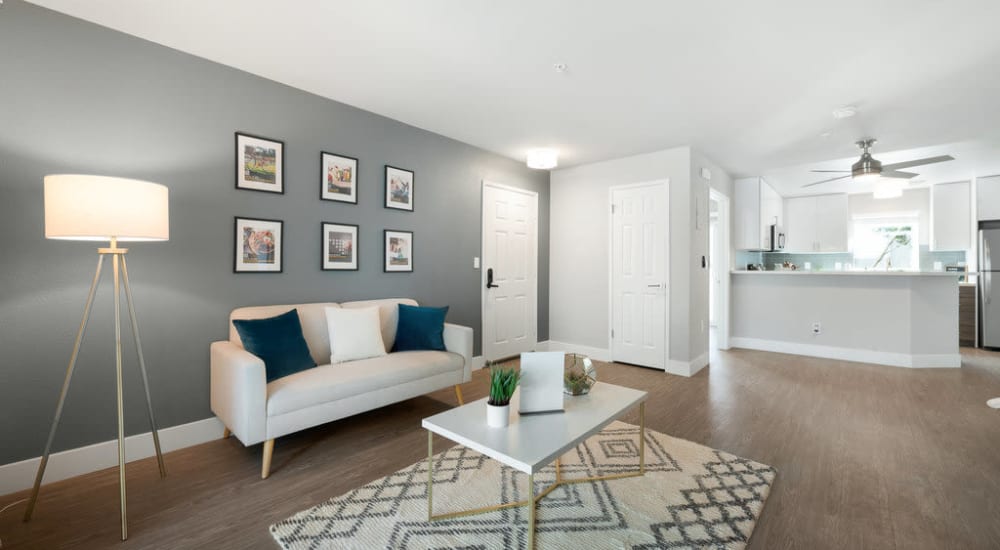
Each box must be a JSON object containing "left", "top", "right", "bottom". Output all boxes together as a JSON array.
[{"left": 421, "top": 381, "right": 648, "bottom": 549}]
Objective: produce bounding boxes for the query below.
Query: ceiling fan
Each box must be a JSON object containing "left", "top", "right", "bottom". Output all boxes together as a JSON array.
[{"left": 803, "top": 138, "right": 954, "bottom": 188}]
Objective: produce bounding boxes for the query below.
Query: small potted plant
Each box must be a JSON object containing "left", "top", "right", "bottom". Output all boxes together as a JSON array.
[{"left": 487, "top": 365, "right": 520, "bottom": 428}]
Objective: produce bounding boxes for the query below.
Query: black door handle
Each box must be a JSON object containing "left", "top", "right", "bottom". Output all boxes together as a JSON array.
[{"left": 486, "top": 268, "right": 500, "bottom": 289}]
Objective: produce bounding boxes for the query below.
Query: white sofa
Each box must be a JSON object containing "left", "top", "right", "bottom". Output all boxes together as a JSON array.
[{"left": 210, "top": 298, "right": 473, "bottom": 478}]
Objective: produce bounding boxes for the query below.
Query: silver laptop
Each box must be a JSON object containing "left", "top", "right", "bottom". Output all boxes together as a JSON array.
[{"left": 518, "top": 351, "right": 565, "bottom": 415}]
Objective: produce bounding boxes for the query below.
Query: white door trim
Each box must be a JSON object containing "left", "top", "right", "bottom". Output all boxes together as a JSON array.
[
  {"left": 709, "top": 188, "right": 731, "bottom": 350},
  {"left": 607, "top": 179, "right": 670, "bottom": 369},
  {"left": 481, "top": 180, "right": 539, "bottom": 362}
]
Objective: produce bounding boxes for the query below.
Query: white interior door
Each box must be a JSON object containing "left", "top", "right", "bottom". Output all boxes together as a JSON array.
[
  {"left": 482, "top": 182, "right": 538, "bottom": 361},
  {"left": 611, "top": 182, "right": 667, "bottom": 369}
]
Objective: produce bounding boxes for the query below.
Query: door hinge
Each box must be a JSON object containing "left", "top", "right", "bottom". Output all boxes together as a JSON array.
[
  {"left": 611, "top": 203, "right": 616, "bottom": 214},
  {"left": 611, "top": 329, "right": 615, "bottom": 338}
]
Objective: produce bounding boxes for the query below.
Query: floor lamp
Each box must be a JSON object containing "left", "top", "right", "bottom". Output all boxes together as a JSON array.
[{"left": 24, "top": 175, "right": 170, "bottom": 541}]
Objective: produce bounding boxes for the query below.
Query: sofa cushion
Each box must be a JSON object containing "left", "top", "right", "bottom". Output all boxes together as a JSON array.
[
  {"left": 325, "top": 306, "right": 387, "bottom": 363},
  {"left": 232, "top": 309, "right": 316, "bottom": 383},
  {"left": 340, "top": 298, "right": 418, "bottom": 352},
  {"left": 230, "top": 302, "right": 340, "bottom": 366},
  {"left": 266, "top": 351, "right": 463, "bottom": 417},
  {"left": 393, "top": 303, "right": 448, "bottom": 352}
]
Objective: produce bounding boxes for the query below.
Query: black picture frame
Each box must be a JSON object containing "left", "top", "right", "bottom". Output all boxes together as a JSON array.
[
  {"left": 383, "top": 229, "right": 414, "bottom": 272},
  {"left": 234, "top": 216, "right": 284, "bottom": 273},
  {"left": 320, "top": 151, "right": 359, "bottom": 204},
  {"left": 235, "top": 132, "right": 285, "bottom": 194},
  {"left": 384, "top": 165, "right": 414, "bottom": 212},
  {"left": 321, "top": 222, "right": 360, "bottom": 271}
]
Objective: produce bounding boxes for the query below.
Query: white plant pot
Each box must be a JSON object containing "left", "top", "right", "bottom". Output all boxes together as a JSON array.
[{"left": 486, "top": 403, "right": 510, "bottom": 428}]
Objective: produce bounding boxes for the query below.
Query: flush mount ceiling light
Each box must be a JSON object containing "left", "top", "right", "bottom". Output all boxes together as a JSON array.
[
  {"left": 526, "top": 149, "right": 558, "bottom": 169},
  {"left": 873, "top": 178, "right": 905, "bottom": 199}
]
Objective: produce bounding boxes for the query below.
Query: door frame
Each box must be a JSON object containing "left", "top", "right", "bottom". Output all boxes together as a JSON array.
[
  {"left": 709, "top": 187, "right": 731, "bottom": 350},
  {"left": 481, "top": 180, "right": 539, "bottom": 363},
  {"left": 607, "top": 179, "right": 670, "bottom": 370}
]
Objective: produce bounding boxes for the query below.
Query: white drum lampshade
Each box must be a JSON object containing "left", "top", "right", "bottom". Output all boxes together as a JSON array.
[{"left": 44, "top": 175, "right": 169, "bottom": 241}]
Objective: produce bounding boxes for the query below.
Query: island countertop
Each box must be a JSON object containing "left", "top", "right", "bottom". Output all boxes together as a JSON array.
[{"left": 731, "top": 270, "right": 961, "bottom": 277}]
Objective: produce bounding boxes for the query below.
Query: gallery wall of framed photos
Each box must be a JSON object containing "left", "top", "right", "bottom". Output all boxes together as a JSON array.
[{"left": 233, "top": 131, "right": 418, "bottom": 276}]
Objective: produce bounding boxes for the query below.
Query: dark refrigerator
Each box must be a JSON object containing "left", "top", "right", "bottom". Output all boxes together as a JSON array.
[{"left": 981, "top": 221, "right": 1000, "bottom": 348}]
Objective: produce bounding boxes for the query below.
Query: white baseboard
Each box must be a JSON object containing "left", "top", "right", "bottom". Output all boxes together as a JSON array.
[
  {"left": 730, "top": 337, "right": 961, "bottom": 369},
  {"left": 535, "top": 340, "right": 611, "bottom": 362},
  {"left": 470, "top": 355, "right": 486, "bottom": 370},
  {"left": 0, "top": 417, "right": 224, "bottom": 497},
  {"left": 667, "top": 352, "right": 709, "bottom": 377}
]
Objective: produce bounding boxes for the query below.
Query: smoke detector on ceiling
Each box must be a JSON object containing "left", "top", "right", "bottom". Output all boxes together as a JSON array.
[
  {"left": 832, "top": 106, "right": 857, "bottom": 119},
  {"left": 553, "top": 63, "right": 567, "bottom": 73}
]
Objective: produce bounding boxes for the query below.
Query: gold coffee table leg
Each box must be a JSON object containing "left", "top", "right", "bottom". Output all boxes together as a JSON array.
[
  {"left": 527, "top": 473, "right": 535, "bottom": 550},
  {"left": 427, "top": 430, "right": 433, "bottom": 521},
  {"left": 640, "top": 401, "right": 646, "bottom": 474}
]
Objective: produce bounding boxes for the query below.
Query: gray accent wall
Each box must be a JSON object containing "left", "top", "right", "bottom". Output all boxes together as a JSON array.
[{"left": 0, "top": 0, "right": 549, "bottom": 465}]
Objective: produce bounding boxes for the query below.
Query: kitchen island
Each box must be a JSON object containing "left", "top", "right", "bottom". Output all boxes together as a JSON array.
[{"left": 731, "top": 270, "right": 962, "bottom": 368}]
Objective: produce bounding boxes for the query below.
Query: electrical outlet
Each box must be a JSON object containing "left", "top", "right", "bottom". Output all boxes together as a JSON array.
[{"left": 812, "top": 322, "right": 822, "bottom": 335}]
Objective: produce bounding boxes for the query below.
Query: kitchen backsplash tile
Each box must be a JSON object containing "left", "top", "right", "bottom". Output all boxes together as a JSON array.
[{"left": 734, "top": 246, "right": 966, "bottom": 272}]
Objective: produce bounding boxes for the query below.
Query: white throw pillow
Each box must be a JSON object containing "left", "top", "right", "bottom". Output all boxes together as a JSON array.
[{"left": 325, "top": 306, "right": 388, "bottom": 364}]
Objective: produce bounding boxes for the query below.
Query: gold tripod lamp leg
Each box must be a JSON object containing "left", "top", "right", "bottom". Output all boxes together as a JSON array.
[
  {"left": 24, "top": 255, "right": 105, "bottom": 523},
  {"left": 120, "top": 254, "right": 166, "bottom": 479}
]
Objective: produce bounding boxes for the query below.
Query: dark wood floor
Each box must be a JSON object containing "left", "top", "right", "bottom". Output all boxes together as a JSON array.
[{"left": 3, "top": 346, "right": 1000, "bottom": 549}]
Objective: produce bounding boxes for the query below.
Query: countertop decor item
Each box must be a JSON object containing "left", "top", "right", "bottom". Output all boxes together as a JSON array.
[
  {"left": 28, "top": 175, "right": 170, "bottom": 541},
  {"left": 487, "top": 365, "right": 520, "bottom": 428},
  {"left": 564, "top": 353, "right": 597, "bottom": 396}
]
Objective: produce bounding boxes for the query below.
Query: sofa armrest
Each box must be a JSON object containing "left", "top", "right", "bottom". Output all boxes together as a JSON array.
[
  {"left": 210, "top": 341, "right": 267, "bottom": 445},
  {"left": 443, "top": 323, "right": 473, "bottom": 383}
]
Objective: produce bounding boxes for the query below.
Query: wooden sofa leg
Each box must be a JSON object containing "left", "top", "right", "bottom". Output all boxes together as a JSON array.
[
  {"left": 454, "top": 384, "right": 464, "bottom": 406},
  {"left": 222, "top": 427, "right": 231, "bottom": 439},
  {"left": 262, "top": 439, "right": 275, "bottom": 479}
]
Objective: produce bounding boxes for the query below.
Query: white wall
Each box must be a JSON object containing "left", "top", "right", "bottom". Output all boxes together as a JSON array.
[
  {"left": 548, "top": 146, "right": 732, "bottom": 365},
  {"left": 848, "top": 188, "right": 930, "bottom": 246},
  {"left": 690, "top": 150, "right": 734, "bottom": 358}
]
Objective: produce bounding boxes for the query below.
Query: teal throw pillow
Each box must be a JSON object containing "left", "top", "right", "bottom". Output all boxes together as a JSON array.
[
  {"left": 393, "top": 304, "right": 448, "bottom": 352},
  {"left": 232, "top": 309, "right": 316, "bottom": 382}
]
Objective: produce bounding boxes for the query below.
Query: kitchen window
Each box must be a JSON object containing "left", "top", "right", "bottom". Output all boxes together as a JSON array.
[{"left": 851, "top": 214, "right": 919, "bottom": 270}]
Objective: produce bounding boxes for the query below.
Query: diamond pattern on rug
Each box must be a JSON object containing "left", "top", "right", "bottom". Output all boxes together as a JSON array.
[{"left": 270, "top": 421, "right": 776, "bottom": 549}]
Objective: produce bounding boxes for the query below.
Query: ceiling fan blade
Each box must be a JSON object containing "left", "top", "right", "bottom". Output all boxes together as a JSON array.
[
  {"left": 881, "top": 155, "right": 954, "bottom": 171},
  {"left": 810, "top": 169, "right": 850, "bottom": 173},
  {"left": 881, "top": 170, "right": 919, "bottom": 179},
  {"left": 802, "top": 175, "right": 851, "bottom": 188}
]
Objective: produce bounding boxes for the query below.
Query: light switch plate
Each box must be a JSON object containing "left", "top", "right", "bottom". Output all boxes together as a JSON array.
[{"left": 473, "top": 256, "right": 480, "bottom": 269}]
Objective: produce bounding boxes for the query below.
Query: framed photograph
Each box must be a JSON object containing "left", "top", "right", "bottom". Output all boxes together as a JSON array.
[
  {"left": 234, "top": 217, "right": 283, "bottom": 273},
  {"left": 384, "top": 165, "right": 414, "bottom": 211},
  {"left": 321, "top": 152, "right": 358, "bottom": 203},
  {"left": 384, "top": 230, "right": 413, "bottom": 272},
  {"left": 235, "top": 132, "right": 284, "bottom": 193},
  {"left": 322, "top": 222, "right": 359, "bottom": 271}
]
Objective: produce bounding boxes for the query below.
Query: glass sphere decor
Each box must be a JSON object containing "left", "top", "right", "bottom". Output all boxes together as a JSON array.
[{"left": 563, "top": 353, "right": 597, "bottom": 396}]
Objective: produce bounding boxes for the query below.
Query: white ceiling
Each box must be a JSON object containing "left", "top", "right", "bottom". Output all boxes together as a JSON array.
[{"left": 26, "top": 0, "right": 1000, "bottom": 181}]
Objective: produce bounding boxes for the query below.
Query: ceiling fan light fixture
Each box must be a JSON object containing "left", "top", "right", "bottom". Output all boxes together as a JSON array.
[{"left": 873, "top": 179, "right": 904, "bottom": 199}]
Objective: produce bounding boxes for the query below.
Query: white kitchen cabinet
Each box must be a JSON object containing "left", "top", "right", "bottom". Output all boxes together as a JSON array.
[
  {"left": 784, "top": 194, "right": 848, "bottom": 252},
  {"left": 815, "top": 194, "right": 849, "bottom": 252},
  {"left": 735, "top": 177, "right": 782, "bottom": 250},
  {"left": 977, "top": 175, "right": 1000, "bottom": 221},
  {"left": 784, "top": 196, "right": 815, "bottom": 252},
  {"left": 931, "top": 181, "right": 971, "bottom": 251}
]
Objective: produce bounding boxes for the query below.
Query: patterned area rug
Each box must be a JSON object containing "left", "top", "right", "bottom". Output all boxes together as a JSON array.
[{"left": 270, "top": 421, "right": 776, "bottom": 549}]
